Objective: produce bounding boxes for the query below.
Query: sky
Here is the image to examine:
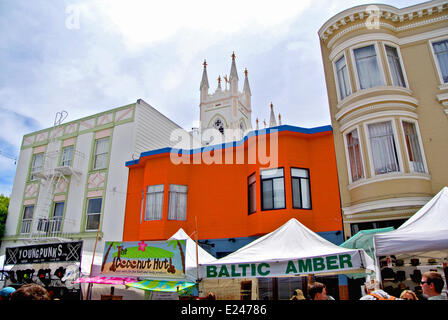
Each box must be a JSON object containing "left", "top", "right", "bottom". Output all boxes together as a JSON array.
[{"left": 0, "top": 0, "right": 424, "bottom": 196}]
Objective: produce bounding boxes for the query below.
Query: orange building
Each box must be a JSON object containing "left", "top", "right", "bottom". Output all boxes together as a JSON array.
[
  {"left": 123, "top": 124, "right": 347, "bottom": 299},
  {"left": 123, "top": 125, "right": 342, "bottom": 241}
]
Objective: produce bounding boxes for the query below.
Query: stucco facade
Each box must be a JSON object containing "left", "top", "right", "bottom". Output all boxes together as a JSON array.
[
  {"left": 319, "top": 0, "right": 448, "bottom": 237},
  {"left": 1, "top": 99, "right": 182, "bottom": 263}
]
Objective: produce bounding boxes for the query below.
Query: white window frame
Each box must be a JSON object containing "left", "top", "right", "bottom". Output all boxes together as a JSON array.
[
  {"left": 363, "top": 118, "right": 403, "bottom": 178},
  {"left": 21, "top": 205, "right": 34, "bottom": 234},
  {"left": 30, "top": 153, "right": 44, "bottom": 181},
  {"left": 61, "top": 145, "right": 74, "bottom": 167},
  {"left": 399, "top": 117, "right": 428, "bottom": 174},
  {"left": 429, "top": 37, "right": 448, "bottom": 85},
  {"left": 85, "top": 197, "right": 102, "bottom": 231},
  {"left": 343, "top": 125, "right": 366, "bottom": 184},
  {"left": 93, "top": 137, "right": 110, "bottom": 170},
  {"left": 350, "top": 42, "right": 386, "bottom": 91},
  {"left": 168, "top": 184, "right": 187, "bottom": 221},
  {"left": 145, "top": 184, "right": 164, "bottom": 221},
  {"left": 333, "top": 51, "right": 353, "bottom": 102},
  {"left": 382, "top": 42, "right": 409, "bottom": 89}
]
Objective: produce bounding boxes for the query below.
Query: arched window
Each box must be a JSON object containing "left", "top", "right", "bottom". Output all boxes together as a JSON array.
[{"left": 213, "top": 118, "right": 225, "bottom": 135}]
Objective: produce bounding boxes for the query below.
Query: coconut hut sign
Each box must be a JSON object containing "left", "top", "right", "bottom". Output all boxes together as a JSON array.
[{"left": 101, "top": 240, "right": 186, "bottom": 279}]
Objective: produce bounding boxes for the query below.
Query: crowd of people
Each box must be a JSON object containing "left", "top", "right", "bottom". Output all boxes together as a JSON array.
[
  {"left": 1, "top": 271, "right": 446, "bottom": 301},
  {"left": 290, "top": 271, "right": 447, "bottom": 301}
]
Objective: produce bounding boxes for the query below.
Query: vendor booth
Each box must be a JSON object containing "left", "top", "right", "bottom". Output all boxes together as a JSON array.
[
  {"left": 373, "top": 186, "right": 448, "bottom": 296},
  {"left": 199, "top": 218, "right": 375, "bottom": 299},
  {"left": 78, "top": 228, "right": 217, "bottom": 300}
]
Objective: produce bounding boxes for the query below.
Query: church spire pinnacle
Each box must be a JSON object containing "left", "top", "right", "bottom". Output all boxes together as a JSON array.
[
  {"left": 243, "top": 68, "right": 251, "bottom": 96},
  {"left": 229, "top": 52, "right": 239, "bottom": 82},
  {"left": 269, "top": 102, "right": 277, "bottom": 127},
  {"left": 200, "top": 59, "right": 209, "bottom": 91}
]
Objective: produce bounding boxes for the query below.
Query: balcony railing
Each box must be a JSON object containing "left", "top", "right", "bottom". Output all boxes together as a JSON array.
[{"left": 19, "top": 217, "right": 77, "bottom": 240}]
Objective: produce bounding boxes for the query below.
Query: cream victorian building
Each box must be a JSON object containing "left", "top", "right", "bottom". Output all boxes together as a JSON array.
[{"left": 319, "top": 0, "right": 448, "bottom": 237}]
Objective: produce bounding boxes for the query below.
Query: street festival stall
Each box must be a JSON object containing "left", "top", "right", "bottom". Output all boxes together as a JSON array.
[
  {"left": 340, "top": 227, "right": 394, "bottom": 279},
  {"left": 373, "top": 186, "right": 448, "bottom": 295},
  {"left": 2, "top": 241, "right": 83, "bottom": 299},
  {"left": 124, "top": 228, "right": 217, "bottom": 299},
  {"left": 85, "top": 228, "right": 216, "bottom": 300},
  {"left": 199, "top": 218, "right": 375, "bottom": 298}
]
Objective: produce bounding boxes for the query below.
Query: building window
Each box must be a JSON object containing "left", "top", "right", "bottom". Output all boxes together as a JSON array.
[
  {"left": 86, "top": 198, "right": 102, "bottom": 231},
  {"left": 432, "top": 39, "right": 448, "bottom": 83},
  {"left": 402, "top": 121, "right": 425, "bottom": 173},
  {"left": 248, "top": 173, "right": 256, "bottom": 214},
  {"left": 61, "top": 145, "right": 74, "bottom": 167},
  {"left": 291, "top": 168, "right": 311, "bottom": 209},
  {"left": 353, "top": 45, "right": 383, "bottom": 89},
  {"left": 367, "top": 121, "right": 400, "bottom": 175},
  {"left": 213, "top": 118, "right": 225, "bottom": 135},
  {"left": 51, "top": 202, "right": 64, "bottom": 233},
  {"left": 335, "top": 55, "right": 351, "bottom": 99},
  {"left": 168, "top": 184, "right": 187, "bottom": 220},
  {"left": 385, "top": 45, "right": 406, "bottom": 87},
  {"left": 145, "top": 184, "right": 164, "bottom": 220},
  {"left": 260, "top": 168, "right": 285, "bottom": 210},
  {"left": 30, "top": 153, "right": 44, "bottom": 181},
  {"left": 93, "top": 137, "right": 109, "bottom": 170},
  {"left": 20, "top": 205, "right": 34, "bottom": 234},
  {"left": 346, "top": 129, "right": 364, "bottom": 182}
]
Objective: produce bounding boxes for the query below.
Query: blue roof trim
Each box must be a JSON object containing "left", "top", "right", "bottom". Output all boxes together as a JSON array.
[{"left": 125, "top": 124, "right": 332, "bottom": 167}]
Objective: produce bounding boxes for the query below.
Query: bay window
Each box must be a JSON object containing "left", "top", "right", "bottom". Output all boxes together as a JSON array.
[
  {"left": 353, "top": 45, "right": 384, "bottom": 89},
  {"left": 385, "top": 45, "right": 406, "bottom": 87},
  {"left": 367, "top": 121, "right": 400, "bottom": 175},
  {"left": 261, "top": 168, "right": 285, "bottom": 210},
  {"left": 145, "top": 184, "right": 164, "bottom": 220},
  {"left": 335, "top": 55, "right": 351, "bottom": 100},
  {"left": 291, "top": 168, "right": 311, "bottom": 209},
  {"left": 432, "top": 39, "right": 448, "bottom": 83},
  {"left": 402, "top": 121, "right": 425, "bottom": 173},
  {"left": 346, "top": 128, "right": 364, "bottom": 182},
  {"left": 168, "top": 184, "right": 187, "bottom": 220}
]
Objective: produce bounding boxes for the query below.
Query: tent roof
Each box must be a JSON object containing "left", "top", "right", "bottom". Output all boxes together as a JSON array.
[
  {"left": 374, "top": 186, "right": 448, "bottom": 258},
  {"left": 201, "top": 218, "right": 374, "bottom": 270},
  {"left": 341, "top": 227, "right": 394, "bottom": 259},
  {"left": 168, "top": 228, "right": 216, "bottom": 281}
]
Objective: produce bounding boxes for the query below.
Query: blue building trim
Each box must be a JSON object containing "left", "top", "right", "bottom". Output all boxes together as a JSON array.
[{"left": 125, "top": 124, "right": 333, "bottom": 167}]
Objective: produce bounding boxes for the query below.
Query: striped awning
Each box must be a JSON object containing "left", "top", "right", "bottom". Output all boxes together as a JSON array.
[
  {"left": 126, "top": 279, "right": 196, "bottom": 292},
  {"left": 73, "top": 276, "right": 138, "bottom": 285}
]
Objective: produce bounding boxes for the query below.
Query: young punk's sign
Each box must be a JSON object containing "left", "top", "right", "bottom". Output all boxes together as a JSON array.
[
  {"left": 101, "top": 240, "right": 186, "bottom": 279},
  {"left": 5, "top": 241, "right": 83, "bottom": 265}
]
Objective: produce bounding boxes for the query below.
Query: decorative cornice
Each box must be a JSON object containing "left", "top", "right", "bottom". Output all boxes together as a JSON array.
[{"left": 319, "top": 1, "right": 448, "bottom": 46}]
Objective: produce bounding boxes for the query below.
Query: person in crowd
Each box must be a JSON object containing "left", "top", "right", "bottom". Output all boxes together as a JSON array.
[
  {"left": 205, "top": 291, "right": 216, "bottom": 300},
  {"left": 9, "top": 283, "right": 51, "bottom": 300},
  {"left": 0, "top": 286, "right": 16, "bottom": 300},
  {"left": 308, "top": 282, "right": 334, "bottom": 300},
  {"left": 421, "top": 271, "right": 447, "bottom": 300},
  {"left": 360, "top": 279, "right": 398, "bottom": 300},
  {"left": 290, "top": 289, "right": 306, "bottom": 300},
  {"left": 399, "top": 290, "right": 418, "bottom": 300}
]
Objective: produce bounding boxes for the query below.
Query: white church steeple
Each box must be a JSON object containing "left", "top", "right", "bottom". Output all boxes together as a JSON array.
[{"left": 198, "top": 52, "right": 253, "bottom": 144}]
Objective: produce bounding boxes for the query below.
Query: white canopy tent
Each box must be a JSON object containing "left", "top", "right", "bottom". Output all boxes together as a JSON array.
[
  {"left": 168, "top": 228, "right": 217, "bottom": 282},
  {"left": 374, "top": 186, "right": 448, "bottom": 261},
  {"left": 199, "top": 218, "right": 375, "bottom": 279}
]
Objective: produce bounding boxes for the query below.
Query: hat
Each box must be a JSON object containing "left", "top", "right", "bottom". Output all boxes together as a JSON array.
[
  {"left": 410, "top": 269, "right": 422, "bottom": 283},
  {"left": 0, "top": 287, "right": 16, "bottom": 297}
]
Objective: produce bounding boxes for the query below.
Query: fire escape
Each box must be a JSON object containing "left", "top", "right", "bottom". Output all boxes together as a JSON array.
[{"left": 20, "top": 111, "right": 85, "bottom": 243}]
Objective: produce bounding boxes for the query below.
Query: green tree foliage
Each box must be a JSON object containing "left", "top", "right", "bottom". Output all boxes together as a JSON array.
[{"left": 0, "top": 194, "right": 10, "bottom": 238}]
